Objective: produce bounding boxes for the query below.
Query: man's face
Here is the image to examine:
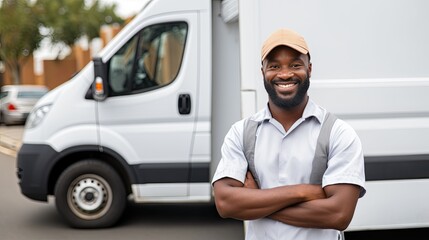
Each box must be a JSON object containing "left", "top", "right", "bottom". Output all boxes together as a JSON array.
[{"left": 262, "top": 46, "right": 312, "bottom": 109}]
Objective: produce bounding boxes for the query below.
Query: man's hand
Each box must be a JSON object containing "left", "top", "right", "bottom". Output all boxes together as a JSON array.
[
  {"left": 244, "top": 171, "right": 259, "bottom": 189},
  {"left": 269, "top": 184, "right": 361, "bottom": 230},
  {"left": 244, "top": 171, "right": 325, "bottom": 200}
]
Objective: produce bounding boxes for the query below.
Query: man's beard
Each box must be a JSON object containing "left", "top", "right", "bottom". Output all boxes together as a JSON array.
[{"left": 263, "top": 75, "right": 310, "bottom": 109}]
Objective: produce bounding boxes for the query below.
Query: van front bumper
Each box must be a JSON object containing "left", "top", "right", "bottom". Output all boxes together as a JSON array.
[{"left": 17, "top": 144, "right": 58, "bottom": 202}]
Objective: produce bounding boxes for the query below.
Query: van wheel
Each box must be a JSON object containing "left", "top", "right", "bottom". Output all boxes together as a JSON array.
[{"left": 54, "top": 160, "right": 126, "bottom": 228}]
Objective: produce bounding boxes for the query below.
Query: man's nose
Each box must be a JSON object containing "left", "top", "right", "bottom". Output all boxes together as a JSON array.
[{"left": 277, "top": 68, "right": 294, "bottom": 79}]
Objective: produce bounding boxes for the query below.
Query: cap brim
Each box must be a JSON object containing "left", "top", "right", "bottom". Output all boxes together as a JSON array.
[{"left": 262, "top": 43, "right": 308, "bottom": 61}]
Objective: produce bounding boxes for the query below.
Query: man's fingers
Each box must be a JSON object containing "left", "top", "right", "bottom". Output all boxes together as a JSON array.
[{"left": 245, "top": 171, "right": 259, "bottom": 189}]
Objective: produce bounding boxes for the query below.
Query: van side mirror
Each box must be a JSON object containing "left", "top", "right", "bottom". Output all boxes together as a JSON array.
[{"left": 92, "top": 57, "right": 108, "bottom": 101}]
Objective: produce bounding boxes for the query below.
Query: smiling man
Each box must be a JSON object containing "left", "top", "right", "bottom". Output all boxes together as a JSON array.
[{"left": 212, "top": 28, "right": 366, "bottom": 240}]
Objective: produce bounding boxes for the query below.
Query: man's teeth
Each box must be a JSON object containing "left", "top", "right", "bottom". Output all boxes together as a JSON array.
[{"left": 277, "top": 83, "right": 296, "bottom": 88}]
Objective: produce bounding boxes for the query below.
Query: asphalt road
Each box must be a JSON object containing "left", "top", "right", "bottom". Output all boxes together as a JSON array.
[{"left": 0, "top": 152, "right": 244, "bottom": 240}]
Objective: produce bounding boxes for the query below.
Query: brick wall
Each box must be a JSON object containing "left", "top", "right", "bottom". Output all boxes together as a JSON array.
[
  {"left": 42, "top": 58, "right": 77, "bottom": 90},
  {"left": 2, "top": 57, "right": 35, "bottom": 86}
]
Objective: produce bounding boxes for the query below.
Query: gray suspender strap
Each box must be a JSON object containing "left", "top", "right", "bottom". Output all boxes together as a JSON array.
[
  {"left": 243, "top": 118, "right": 262, "bottom": 186},
  {"left": 339, "top": 230, "right": 345, "bottom": 240},
  {"left": 309, "top": 112, "right": 338, "bottom": 184},
  {"left": 243, "top": 112, "right": 337, "bottom": 186}
]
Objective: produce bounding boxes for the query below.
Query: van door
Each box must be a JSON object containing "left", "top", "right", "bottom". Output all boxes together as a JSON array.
[{"left": 96, "top": 11, "right": 205, "bottom": 200}]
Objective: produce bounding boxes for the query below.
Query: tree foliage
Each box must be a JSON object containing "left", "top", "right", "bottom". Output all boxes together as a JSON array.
[
  {"left": 84, "top": 1, "right": 124, "bottom": 40},
  {"left": 34, "top": 0, "right": 124, "bottom": 47},
  {"left": 0, "top": 0, "right": 42, "bottom": 85},
  {"left": 0, "top": 0, "right": 123, "bottom": 84}
]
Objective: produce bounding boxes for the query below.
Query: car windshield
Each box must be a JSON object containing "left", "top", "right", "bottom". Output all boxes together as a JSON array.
[{"left": 17, "top": 91, "right": 47, "bottom": 99}]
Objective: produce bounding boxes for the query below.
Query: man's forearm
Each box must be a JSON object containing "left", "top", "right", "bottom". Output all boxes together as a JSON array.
[
  {"left": 269, "top": 184, "right": 361, "bottom": 230},
  {"left": 213, "top": 178, "right": 325, "bottom": 220},
  {"left": 269, "top": 198, "right": 345, "bottom": 229}
]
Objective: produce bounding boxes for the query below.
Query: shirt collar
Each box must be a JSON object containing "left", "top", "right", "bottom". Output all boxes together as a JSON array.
[{"left": 302, "top": 99, "right": 324, "bottom": 123}]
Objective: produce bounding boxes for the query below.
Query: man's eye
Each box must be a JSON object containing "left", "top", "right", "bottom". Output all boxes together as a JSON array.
[
  {"left": 268, "top": 65, "right": 280, "bottom": 69},
  {"left": 291, "top": 64, "right": 302, "bottom": 68}
]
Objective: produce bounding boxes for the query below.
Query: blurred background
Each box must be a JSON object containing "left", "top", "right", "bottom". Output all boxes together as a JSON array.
[{"left": 0, "top": 0, "right": 148, "bottom": 90}]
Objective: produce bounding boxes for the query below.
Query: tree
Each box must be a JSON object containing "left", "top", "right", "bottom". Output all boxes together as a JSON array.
[
  {"left": 34, "top": 0, "right": 123, "bottom": 58},
  {"left": 84, "top": 1, "right": 123, "bottom": 40},
  {"left": 0, "top": 0, "right": 123, "bottom": 85},
  {"left": 0, "top": 0, "right": 42, "bottom": 85}
]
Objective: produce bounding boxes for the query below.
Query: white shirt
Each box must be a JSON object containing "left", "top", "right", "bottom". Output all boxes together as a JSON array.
[{"left": 212, "top": 99, "right": 366, "bottom": 240}]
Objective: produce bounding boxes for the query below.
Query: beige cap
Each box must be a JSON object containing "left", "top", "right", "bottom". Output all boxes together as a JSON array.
[{"left": 261, "top": 28, "right": 309, "bottom": 61}]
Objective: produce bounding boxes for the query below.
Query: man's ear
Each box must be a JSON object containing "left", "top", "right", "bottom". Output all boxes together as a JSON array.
[{"left": 308, "top": 62, "right": 312, "bottom": 78}]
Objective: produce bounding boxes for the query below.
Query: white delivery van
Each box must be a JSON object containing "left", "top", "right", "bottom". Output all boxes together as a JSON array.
[{"left": 17, "top": 0, "right": 429, "bottom": 231}]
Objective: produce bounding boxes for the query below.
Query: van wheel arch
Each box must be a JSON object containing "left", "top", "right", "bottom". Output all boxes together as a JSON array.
[{"left": 48, "top": 146, "right": 135, "bottom": 196}]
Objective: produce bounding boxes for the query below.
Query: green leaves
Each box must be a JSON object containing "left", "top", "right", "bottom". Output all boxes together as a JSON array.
[
  {"left": 0, "top": 0, "right": 42, "bottom": 84},
  {"left": 35, "top": 0, "right": 123, "bottom": 45},
  {"left": 0, "top": 0, "right": 41, "bottom": 58},
  {"left": 0, "top": 0, "right": 124, "bottom": 84}
]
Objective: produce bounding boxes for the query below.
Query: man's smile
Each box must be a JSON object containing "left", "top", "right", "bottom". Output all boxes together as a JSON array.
[{"left": 274, "top": 80, "right": 298, "bottom": 91}]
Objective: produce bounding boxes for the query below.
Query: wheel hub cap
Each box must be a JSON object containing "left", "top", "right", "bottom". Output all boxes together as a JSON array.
[{"left": 73, "top": 178, "right": 105, "bottom": 212}]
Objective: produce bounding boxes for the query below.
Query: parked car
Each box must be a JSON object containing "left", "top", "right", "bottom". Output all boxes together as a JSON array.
[{"left": 0, "top": 85, "right": 48, "bottom": 125}]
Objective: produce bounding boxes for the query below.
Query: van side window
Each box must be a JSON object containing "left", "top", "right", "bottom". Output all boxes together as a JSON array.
[
  {"left": 109, "top": 37, "right": 138, "bottom": 93},
  {"left": 108, "top": 22, "right": 188, "bottom": 96}
]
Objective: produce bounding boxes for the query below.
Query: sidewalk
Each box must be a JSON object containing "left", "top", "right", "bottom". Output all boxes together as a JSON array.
[{"left": 0, "top": 125, "right": 24, "bottom": 157}]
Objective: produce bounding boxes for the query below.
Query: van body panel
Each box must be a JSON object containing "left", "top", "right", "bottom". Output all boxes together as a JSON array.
[
  {"left": 131, "top": 182, "right": 211, "bottom": 203},
  {"left": 23, "top": 70, "right": 98, "bottom": 149},
  {"left": 210, "top": 0, "right": 241, "bottom": 178},
  {"left": 310, "top": 78, "right": 429, "bottom": 157},
  {"left": 351, "top": 179, "right": 429, "bottom": 231}
]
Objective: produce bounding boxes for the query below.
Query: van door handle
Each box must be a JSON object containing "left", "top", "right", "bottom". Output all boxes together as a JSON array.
[{"left": 178, "top": 94, "right": 191, "bottom": 115}]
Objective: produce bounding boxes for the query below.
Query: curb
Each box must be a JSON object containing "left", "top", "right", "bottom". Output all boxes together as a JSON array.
[
  {"left": 0, "top": 135, "right": 21, "bottom": 157},
  {"left": 0, "top": 144, "right": 17, "bottom": 157}
]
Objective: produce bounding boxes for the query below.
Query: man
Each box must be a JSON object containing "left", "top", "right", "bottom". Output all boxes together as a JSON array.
[{"left": 212, "top": 28, "right": 366, "bottom": 240}]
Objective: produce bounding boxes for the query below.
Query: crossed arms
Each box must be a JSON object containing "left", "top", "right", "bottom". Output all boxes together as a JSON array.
[{"left": 213, "top": 172, "right": 361, "bottom": 231}]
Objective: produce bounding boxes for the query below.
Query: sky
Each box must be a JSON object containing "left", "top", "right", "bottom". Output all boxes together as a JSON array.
[{"left": 100, "top": 0, "right": 149, "bottom": 18}]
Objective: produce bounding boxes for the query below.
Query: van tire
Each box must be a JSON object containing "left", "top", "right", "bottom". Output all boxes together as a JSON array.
[{"left": 54, "top": 159, "right": 126, "bottom": 228}]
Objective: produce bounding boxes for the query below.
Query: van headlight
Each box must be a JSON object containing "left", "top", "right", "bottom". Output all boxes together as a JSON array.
[{"left": 26, "top": 104, "right": 52, "bottom": 129}]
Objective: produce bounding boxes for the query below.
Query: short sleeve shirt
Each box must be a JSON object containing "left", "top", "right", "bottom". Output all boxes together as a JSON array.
[{"left": 212, "top": 99, "right": 366, "bottom": 240}]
